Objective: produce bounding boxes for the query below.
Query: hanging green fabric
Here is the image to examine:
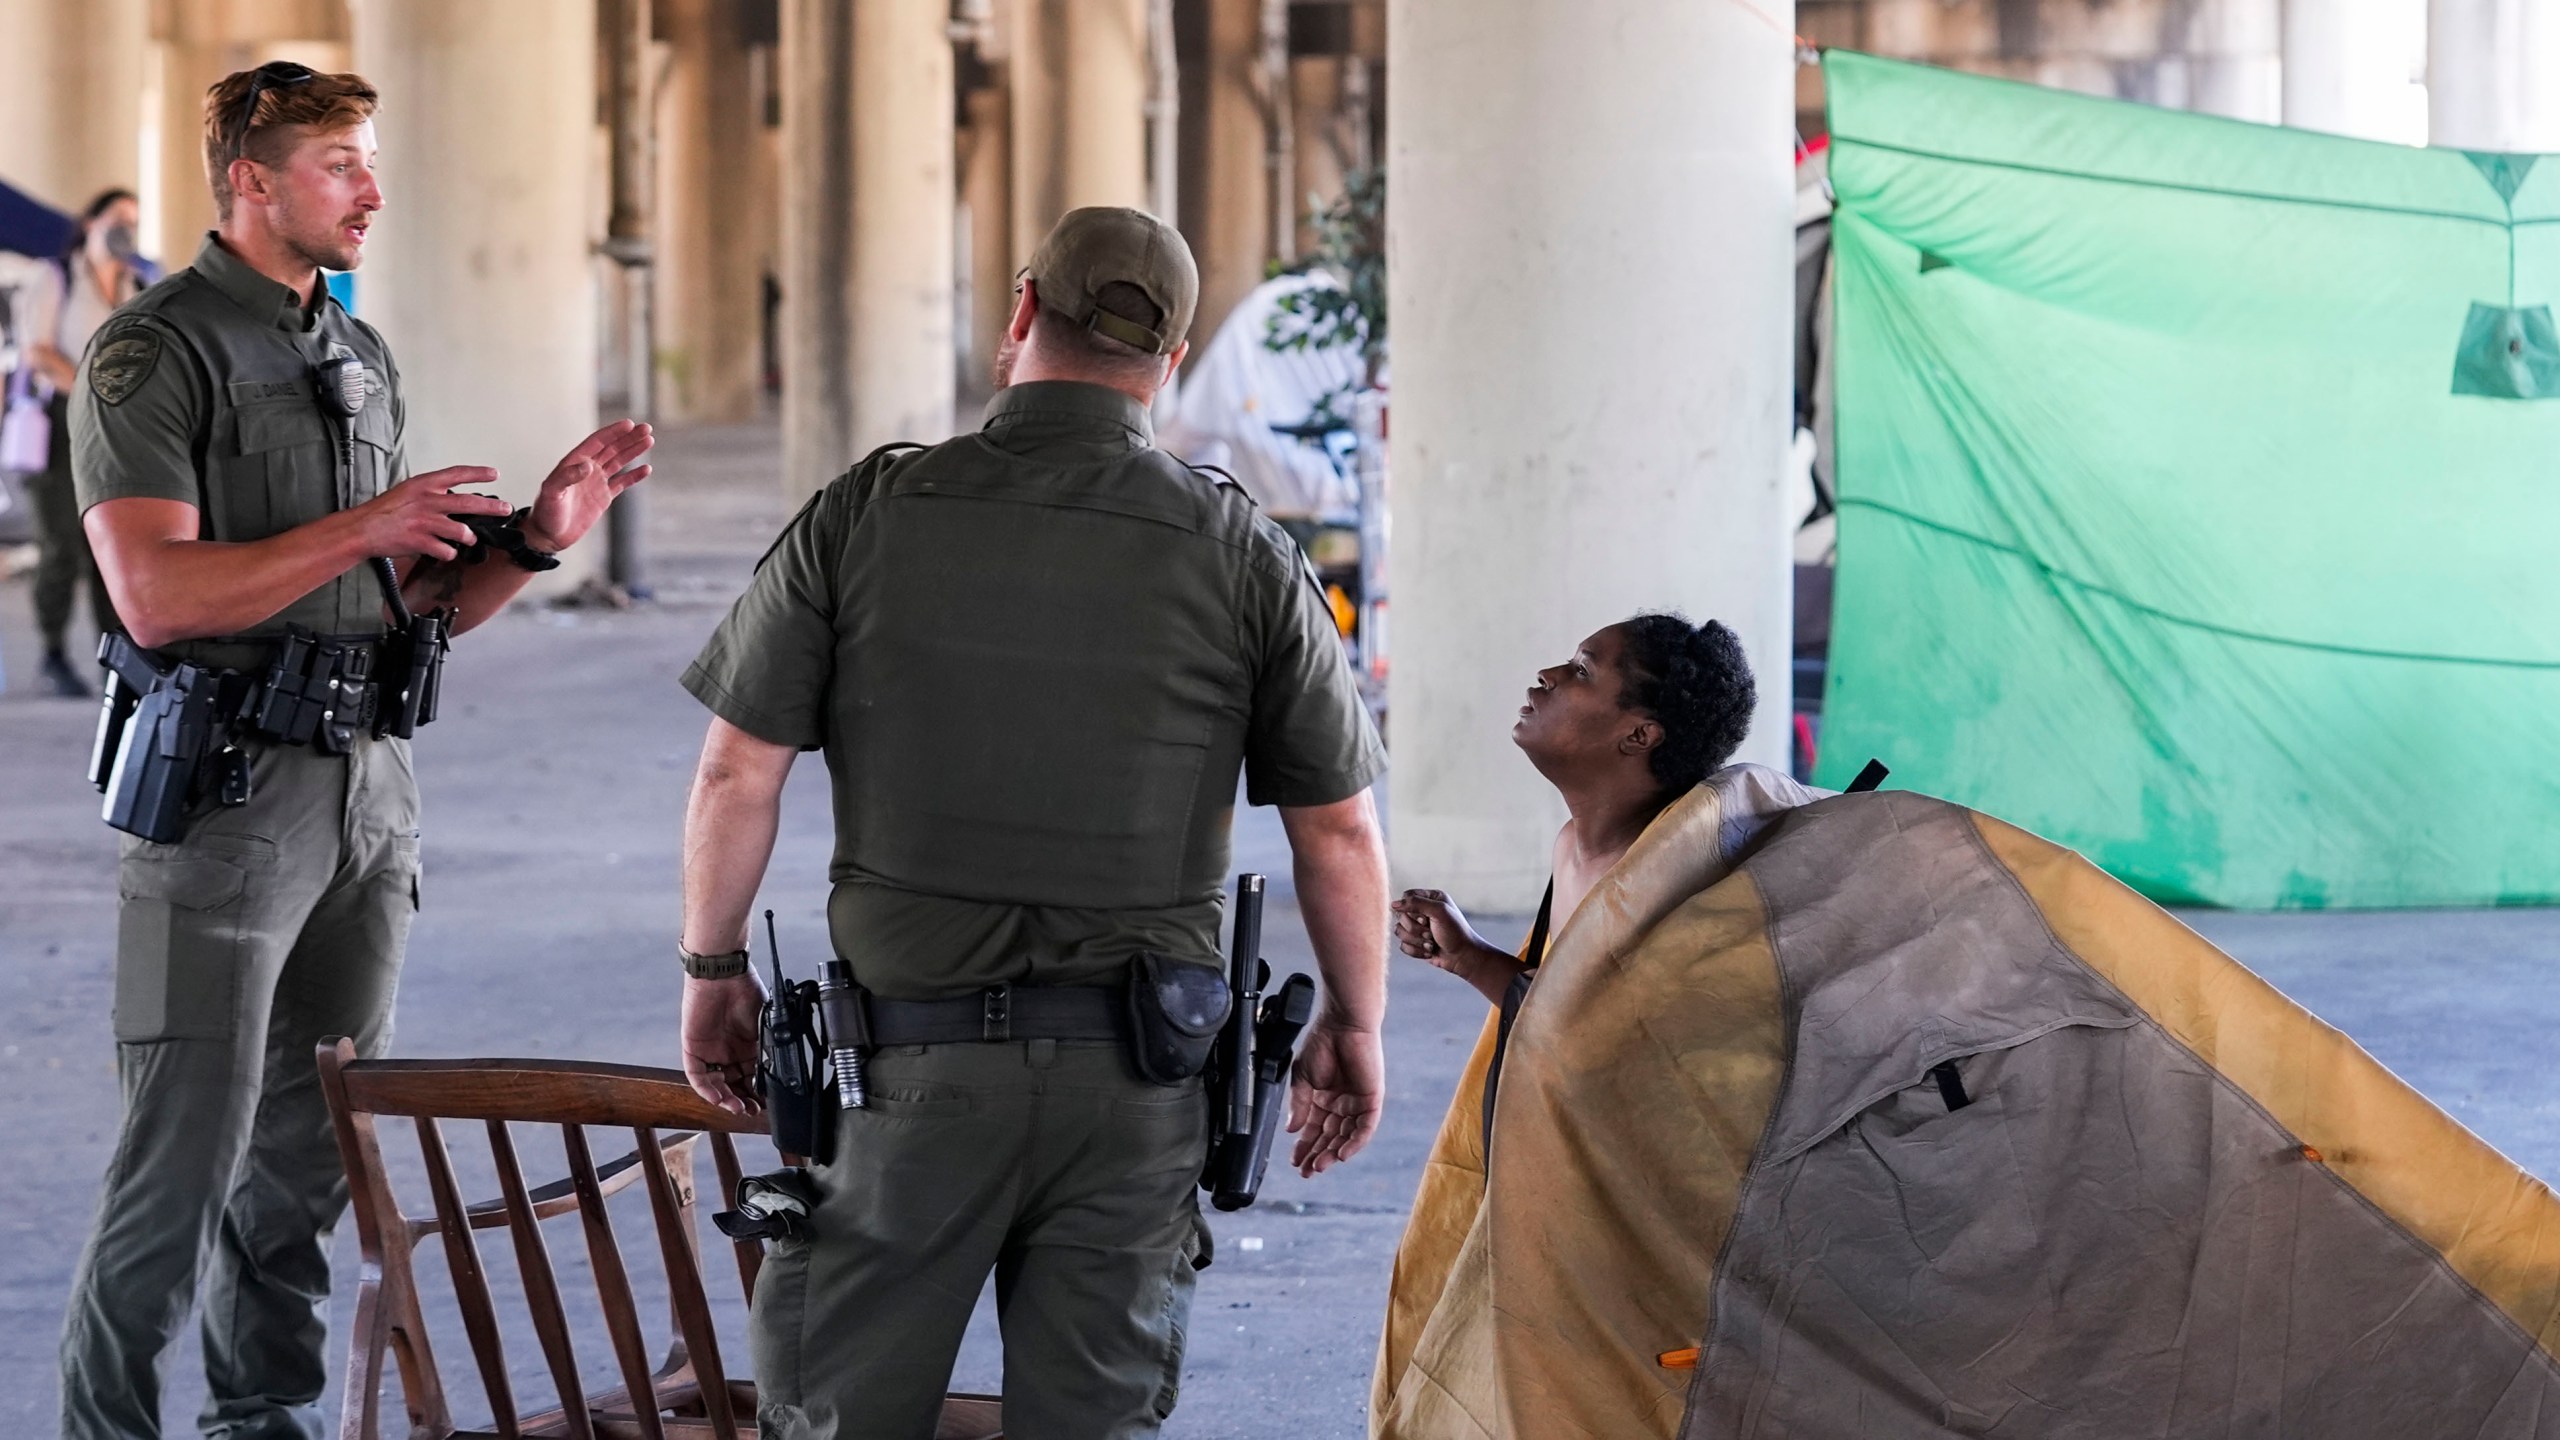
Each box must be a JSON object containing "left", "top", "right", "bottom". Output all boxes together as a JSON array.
[{"left": 1816, "top": 50, "right": 2560, "bottom": 908}]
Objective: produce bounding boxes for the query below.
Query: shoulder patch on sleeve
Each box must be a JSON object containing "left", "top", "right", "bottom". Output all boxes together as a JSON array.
[{"left": 88, "top": 329, "right": 163, "bottom": 407}]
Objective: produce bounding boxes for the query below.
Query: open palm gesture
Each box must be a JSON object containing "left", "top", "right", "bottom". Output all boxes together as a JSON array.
[{"left": 523, "top": 419, "right": 654, "bottom": 552}]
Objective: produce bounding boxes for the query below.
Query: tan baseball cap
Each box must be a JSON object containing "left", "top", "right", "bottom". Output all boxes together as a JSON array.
[{"left": 1024, "top": 206, "right": 1199, "bottom": 356}]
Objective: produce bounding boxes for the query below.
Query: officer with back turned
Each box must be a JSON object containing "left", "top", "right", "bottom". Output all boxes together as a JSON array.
[
  {"left": 674, "top": 206, "right": 1392, "bottom": 1438},
  {"left": 59, "top": 63, "right": 653, "bottom": 1439}
]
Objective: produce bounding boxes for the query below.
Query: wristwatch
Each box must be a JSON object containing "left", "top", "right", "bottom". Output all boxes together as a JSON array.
[
  {"left": 460, "top": 507, "right": 562, "bottom": 572},
  {"left": 679, "top": 943, "right": 750, "bottom": 979}
]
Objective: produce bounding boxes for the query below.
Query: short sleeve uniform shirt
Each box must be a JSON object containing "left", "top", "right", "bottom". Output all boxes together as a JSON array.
[
  {"left": 71, "top": 233, "right": 406, "bottom": 656},
  {"left": 684, "top": 380, "right": 1384, "bottom": 998}
]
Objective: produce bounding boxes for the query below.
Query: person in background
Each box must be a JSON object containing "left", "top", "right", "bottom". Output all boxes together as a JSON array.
[{"left": 22, "top": 188, "right": 156, "bottom": 695}]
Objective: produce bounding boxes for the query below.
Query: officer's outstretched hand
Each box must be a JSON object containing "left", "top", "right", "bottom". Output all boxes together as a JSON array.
[
  {"left": 1287, "top": 1017, "right": 1383, "bottom": 1177},
  {"left": 681, "top": 974, "right": 764, "bottom": 1117},
  {"left": 522, "top": 419, "right": 655, "bottom": 553}
]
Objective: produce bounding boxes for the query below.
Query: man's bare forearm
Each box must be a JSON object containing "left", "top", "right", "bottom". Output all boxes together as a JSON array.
[
  {"left": 87, "top": 501, "right": 377, "bottom": 649},
  {"left": 680, "top": 719, "right": 798, "bottom": 956},
  {"left": 398, "top": 554, "right": 540, "bottom": 636},
  {"left": 1280, "top": 789, "right": 1390, "bottom": 1032}
]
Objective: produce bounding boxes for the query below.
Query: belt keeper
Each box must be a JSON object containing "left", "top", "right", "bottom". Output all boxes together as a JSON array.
[{"left": 981, "top": 985, "right": 1012, "bottom": 1042}]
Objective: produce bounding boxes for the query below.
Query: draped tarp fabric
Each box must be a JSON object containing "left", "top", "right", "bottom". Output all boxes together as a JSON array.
[
  {"left": 1373, "top": 776, "right": 2560, "bottom": 1438},
  {"left": 1812, "top": 51, "right": 2560, "bottom": 908}
]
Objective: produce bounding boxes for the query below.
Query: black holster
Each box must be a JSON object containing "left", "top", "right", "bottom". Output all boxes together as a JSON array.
[
  {"left": 95, "top": 640, "right": 220, "bottom": 845},
  {"left": 1203, "top": 972, "right": 1316, "bottom": 1211}
]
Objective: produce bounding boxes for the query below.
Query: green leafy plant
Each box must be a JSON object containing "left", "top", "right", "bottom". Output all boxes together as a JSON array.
[{"left": 1263, "top": 166, "right": 1385, "bottom": 431}]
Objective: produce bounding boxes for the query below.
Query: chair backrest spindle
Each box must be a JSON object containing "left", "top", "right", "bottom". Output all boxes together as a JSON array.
[
  {"left": 486, "top": 1118, "right": 599, "bottom": 1440},
  {"left": 707, "top": 1131, "right": 760, "bottom": 1302},
  {"left": 414, "top": 1112, "right": 522, "bottom": 1437},
  {"left": 561, "top": 1122, "right": 670, "bottom": 1440},
  {"left": 636, "top": 1125, "right": 741, "bottom": 1440}
]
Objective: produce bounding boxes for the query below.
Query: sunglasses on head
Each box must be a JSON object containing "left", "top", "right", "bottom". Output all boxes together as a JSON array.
[{"left": 231, "top": 60, "right": 319, "bottom": 156}]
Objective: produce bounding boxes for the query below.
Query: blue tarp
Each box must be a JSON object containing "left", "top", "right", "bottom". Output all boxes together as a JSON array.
[{"left": 0, "top": 178, "right": 73, "bottom": 259}]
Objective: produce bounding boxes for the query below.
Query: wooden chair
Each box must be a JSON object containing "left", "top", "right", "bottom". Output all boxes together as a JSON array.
[{"left": 318, "top": 1039, "right": 1003, "bottom": 1439}]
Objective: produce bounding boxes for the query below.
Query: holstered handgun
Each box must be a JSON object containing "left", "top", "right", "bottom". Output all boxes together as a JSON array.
[
  {"left": 88, "top": 631, "right": 149, "bottom": 794},
  {"left": 98, "top": 643, "right": 220, "bottom": 845},
  {"left": 1200, "top": 874, "right": 1318, "bottom": 1211},
  {"left": 1205, "top": 972, "right": 1316, "bottom": 1211}
]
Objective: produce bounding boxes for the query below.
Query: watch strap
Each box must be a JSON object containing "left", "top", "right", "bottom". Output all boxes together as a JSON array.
[
  {"left": 680, "top": 944, "right": 751, "bottom": 980},
  {"left": 496, "top": 508, "right": 562, "bottom": 572}
]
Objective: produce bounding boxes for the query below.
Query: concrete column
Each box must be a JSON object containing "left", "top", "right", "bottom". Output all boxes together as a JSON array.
[
  {"left": 1290, "top": 56, "right": 1353, "bottom": 258},
  {"left": 1181, "top": 0, "right": 1274, "bottom": 355},
  {"left": 2283, "top": 0, "right": 2428, "bottom": 142},
  {"left": 152, "top": 40, "right": 238, "bottom": 259},
  {"left": 0, "top": 0, "right": 148, "bottom": 215},
  {"left": 961, "top": 82, "right": 1014, "bottom": 391},
  {"left": 1388, "top": 0, "right": 1796, "bottom": 907},
  {"left": 780, "top": 0, "right": 954, "bottom": 499},
  {"left": 2429, "top": 0, "right": 2560, "bottom": 150},
  {"left": 352, "top": 0, "right": 601, "bottom": 583},
  {"left": 2180, "top": 0, "right": 2284, "bottom": 122},
  {"left": 656, "top": 0, "right": 762, "bottom": 422},
  {"left": 1009, "top": 0, "right": 1149, "bottom": 268}
]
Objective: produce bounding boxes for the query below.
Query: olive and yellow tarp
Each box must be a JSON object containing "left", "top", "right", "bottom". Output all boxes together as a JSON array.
[
  {"left": 1811, "top": 51, "right": 2560, "bottom": 908},
  {"left": 1373, "top": 767, "right": 2560, "bottom": 1438}
]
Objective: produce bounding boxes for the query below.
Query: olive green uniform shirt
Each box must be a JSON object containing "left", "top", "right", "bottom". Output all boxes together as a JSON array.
[
  {"left": 683, "top": 380, "right": 1384, "bottom": 999},
  {"left": 71, "top": 233, "right": 405, "bottom": 664}
]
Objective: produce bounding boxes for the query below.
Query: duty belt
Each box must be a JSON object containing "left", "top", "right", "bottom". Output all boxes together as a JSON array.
[
  {"left": 104, "top": 629, "right": 395, "bottom": 754},
  {"left": 850, "top": 984, "right": 1128, "bottom": 1047},
  {"left": 91, "top": 622, "right": 445, "bottom": 843}
]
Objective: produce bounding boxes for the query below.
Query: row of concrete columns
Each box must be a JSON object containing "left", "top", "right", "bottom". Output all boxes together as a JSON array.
[
  {"left": 2278, "top": 0, "right": 2560, "bottom": 150},
  {"left": 2, "top": 0, "right": 2554, "bottom": 901}
]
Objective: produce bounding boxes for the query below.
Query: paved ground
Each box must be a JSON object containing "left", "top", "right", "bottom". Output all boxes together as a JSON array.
[{"left": 5, "top": 418, "right": 2560, "bottom": 1436}]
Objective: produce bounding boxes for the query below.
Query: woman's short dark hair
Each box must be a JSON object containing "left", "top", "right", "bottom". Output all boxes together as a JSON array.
[
  {"left": 1617, "top": 612, "right": 1756, "bottom": 794},
  {"left": 62, "top": 188, "right": 136, "bottom": 258}
]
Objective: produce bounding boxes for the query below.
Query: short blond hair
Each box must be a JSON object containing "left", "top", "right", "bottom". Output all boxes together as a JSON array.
[{"left": 203, "top": 67, "right": 380, "bottom": 219}]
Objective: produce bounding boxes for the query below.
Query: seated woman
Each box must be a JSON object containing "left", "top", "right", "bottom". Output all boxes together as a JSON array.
[{"left": 1372, "top": 612, "right": 1805, "bottom": 1440}]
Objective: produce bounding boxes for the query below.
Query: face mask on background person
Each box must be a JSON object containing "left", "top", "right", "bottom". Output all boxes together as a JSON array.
[{"left": 97, "top": 222, "right": 138, "bottom": 262}]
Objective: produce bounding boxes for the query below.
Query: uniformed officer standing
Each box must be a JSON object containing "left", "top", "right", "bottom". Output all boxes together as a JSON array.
[
  {"left": 60, "top": 64, "right": 653, "bottom": 1439},
  {"left": 675, "top": 207, "right": 1390, "bottom": 1439}
]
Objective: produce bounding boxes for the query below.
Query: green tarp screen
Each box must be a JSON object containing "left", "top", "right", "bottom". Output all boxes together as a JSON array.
[{"left": 1814, "top": 51, "right": 2560, "bottom": 909}]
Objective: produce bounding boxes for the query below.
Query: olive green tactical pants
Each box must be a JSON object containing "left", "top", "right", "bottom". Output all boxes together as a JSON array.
[
  {"left": 61, "top": 736, "right": 419, "bottom": 1440},
  {"left": 751, "top": 1039, "right": 1212, "bottom": 1440}
]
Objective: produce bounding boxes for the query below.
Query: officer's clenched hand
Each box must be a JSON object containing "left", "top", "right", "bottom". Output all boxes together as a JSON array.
[
  {"left": 358, "top": 466, "right": 507, "bottom": 561},
  {"left": 1286, "top": 1017, "right": 1383, "bottom": 1176},
  {"left": 522, "top": 419, "right": 655, "bottom": 553},
  {"left": 682, "top": 974, "right": 765, "bottom": 1116}
]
